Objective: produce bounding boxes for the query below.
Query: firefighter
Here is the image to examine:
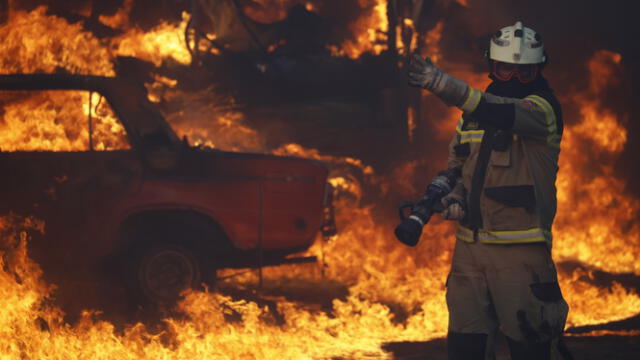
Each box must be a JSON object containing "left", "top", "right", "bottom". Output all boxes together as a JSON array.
[{"left": 408, "top": 22, "right": 571, "bottom": 360}]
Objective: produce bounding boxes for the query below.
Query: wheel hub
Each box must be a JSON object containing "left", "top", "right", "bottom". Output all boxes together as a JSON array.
[{"left": 141, "top": 249, "right": 196, "bottom": 301}]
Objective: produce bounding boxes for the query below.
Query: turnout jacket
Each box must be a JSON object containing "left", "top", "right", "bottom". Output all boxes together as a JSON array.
[{"left": 447, "top": 84, "right": 563, "bottom": 245}]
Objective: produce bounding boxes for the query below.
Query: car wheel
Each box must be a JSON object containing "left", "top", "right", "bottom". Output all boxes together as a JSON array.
[{"left": 133, "top": 244, "right": 202, "bottom": 305}]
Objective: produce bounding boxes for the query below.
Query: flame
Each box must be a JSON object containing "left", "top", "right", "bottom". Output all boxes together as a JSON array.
[
  {"left": 397, "top": 18, "right": 418, "bottom": 55},
  {"left": 566, "top": 330, "right": 640, "bottom": 337},
  {"left": 111, "top": 12, "right": 192, "bottom": 67},
  {"left": 330, "top": 0, "right": 388, "bottom": 59},
  {"left": 0, "top": 7, "right": 114, "bottom": 75},
  {"left": 0, "top": 90, "right": 129, "bottom": 152},
  {"left": 553, "top": 50, "right": 640, "bottom": 274},
  {"left": 568, "top": 51, "right": 627, "bottom": 153},
  {"left": 561, "top": 270, "right": 640, "bottom": 327},
  {"left": 157, "top": 86, "right": 264, "bottom": 152},
  {"left": 0, "top": 3, "right": 638, "bottom": 359}
]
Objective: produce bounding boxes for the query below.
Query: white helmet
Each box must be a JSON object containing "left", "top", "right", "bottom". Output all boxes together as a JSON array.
[{"left": 489, "top": 21, "right": 545, "bottom": 64}]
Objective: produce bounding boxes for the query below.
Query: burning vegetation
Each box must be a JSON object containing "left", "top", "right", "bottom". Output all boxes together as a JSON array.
[{"left": 0, "top": 0, "right": 639, "bottom": 359}]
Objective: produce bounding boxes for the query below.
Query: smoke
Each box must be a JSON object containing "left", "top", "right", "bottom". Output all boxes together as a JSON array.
[
  {"left": 3, "top": 0, "right": 638, "bottom": 196},
  {"left": 4, "top": 0, "right": 636, "bottom": 193}
]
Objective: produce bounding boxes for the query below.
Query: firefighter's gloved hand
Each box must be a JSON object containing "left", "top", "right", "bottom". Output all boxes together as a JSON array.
[
  {"left": 407, "top": 53, "right": 470, "bottom": 107},
  {"left": 408, "top": 54, "right": 441, "bottom": 89},
  {"left": 441, "top": 193, "right": 465, "bottom": 221}
]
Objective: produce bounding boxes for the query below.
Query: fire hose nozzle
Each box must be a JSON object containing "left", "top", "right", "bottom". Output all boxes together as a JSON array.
[{"left": 394, "top": 169, "right": 458, "bottom": 246}]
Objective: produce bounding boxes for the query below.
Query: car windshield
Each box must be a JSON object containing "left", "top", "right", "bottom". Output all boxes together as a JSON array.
[
  {"left": 0, "top": 89, "right": 130, "bottom": 152},
  {"left": 0, "top": 75, "right": 181, "bottom": 152}
]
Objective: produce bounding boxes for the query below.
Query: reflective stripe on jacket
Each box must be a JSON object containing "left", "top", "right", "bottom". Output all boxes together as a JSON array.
[{"left": 448, "top": 88, "right": 563, "bottom": 245}]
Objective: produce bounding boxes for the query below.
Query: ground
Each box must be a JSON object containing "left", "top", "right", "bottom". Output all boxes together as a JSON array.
[
  {"left": 383, "top": 332, "right": 640, "bottom": 359},
  {"left": 51, "top": 272, "right": 640, "bottom": 360}
]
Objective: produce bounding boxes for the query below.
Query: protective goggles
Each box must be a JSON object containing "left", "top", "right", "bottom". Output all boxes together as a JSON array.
[{"left": 492, "top": 61, "right": 539, "bottom": 83}]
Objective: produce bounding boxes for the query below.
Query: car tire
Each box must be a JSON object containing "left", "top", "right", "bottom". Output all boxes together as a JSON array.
[{"left": 127, "top": 243, "right": 203, "bottom": 308}]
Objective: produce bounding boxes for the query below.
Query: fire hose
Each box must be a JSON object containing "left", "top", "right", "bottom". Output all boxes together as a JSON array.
[{"left": 394, "top": 169, "right": 458, "bottom": 246}]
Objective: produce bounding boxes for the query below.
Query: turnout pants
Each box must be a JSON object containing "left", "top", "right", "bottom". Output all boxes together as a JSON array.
[{"left": 446, "top": 239, "right": 569, "bottom": 360}]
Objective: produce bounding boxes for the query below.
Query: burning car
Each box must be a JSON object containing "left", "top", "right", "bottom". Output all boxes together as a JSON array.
[{"left": 0, "top": 74, "right": 335, "bottom": 305}]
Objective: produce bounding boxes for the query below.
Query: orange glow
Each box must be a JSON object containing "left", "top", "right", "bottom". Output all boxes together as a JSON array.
[
  {"left": 407, "top": 106, "right": 416, "bottom": 142},
  {"left": 396, "top": 18, "right": 418, "bottom": 55},
  {"left": 569, "top": 51, "right": 627, "bottom": 153},
  {"left": 98, "top": 0, "right": 134, "bottom": 29},
  {"left": 330, "top": 0, "right": 388, "bottom": 59},
  {"left": 0, "top": 90, "right": 129, "bottom": 152},
  {"left": 0, "top": 7, "right": 114, "bottom": 75},
  {"left": 0, "top": 3, "right": 638, "bottom": 359},
  {"left": 305, "top": 2, "right": 316, "bottom": 12},
  {"left": 421, "top": 21, "right": 444, "bottom": 63},
  {"left": 242, "top": 0, "right": 293, "bottom": 23},
  {"left": 160, "top": 87, "right": 264, "bottom": 153},
  {"left": 565, "top": 330, "right": 640, "bottom": 337},
  {"left": 112, "top": 12, "right": 192, "bottom": 66},
  {"left": 553, "top": 50, "right": 640, "bottom": 275},
  {"left": 561, "top": 271, "right": 640, "bottom": 327}
]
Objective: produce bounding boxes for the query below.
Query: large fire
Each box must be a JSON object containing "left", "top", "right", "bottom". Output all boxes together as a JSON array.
[{"left": 0, "top": 3, "right": 638, "bottom": 359}]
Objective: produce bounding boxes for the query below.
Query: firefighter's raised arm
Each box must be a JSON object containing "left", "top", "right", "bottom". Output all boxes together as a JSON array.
[
  {"left": 408, "top": 20, "right": 562, "bottom": 146},
  {"left": 461, "top": 90, "right": 562, "bottom": 146}
]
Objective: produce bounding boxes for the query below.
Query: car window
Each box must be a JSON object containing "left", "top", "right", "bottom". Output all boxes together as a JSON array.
[{"left": 0, "top": 90, "right": 131, "bottom": 152}]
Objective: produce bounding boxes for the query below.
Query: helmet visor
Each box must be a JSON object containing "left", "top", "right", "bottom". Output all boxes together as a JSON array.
[{"left": 492, "top": 61, "right": 539, "bottom": 83}]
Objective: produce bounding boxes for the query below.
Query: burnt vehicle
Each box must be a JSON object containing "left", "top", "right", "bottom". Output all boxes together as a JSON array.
[{"left": 0, "top": 74, "right": 335, "bottom": 305}]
